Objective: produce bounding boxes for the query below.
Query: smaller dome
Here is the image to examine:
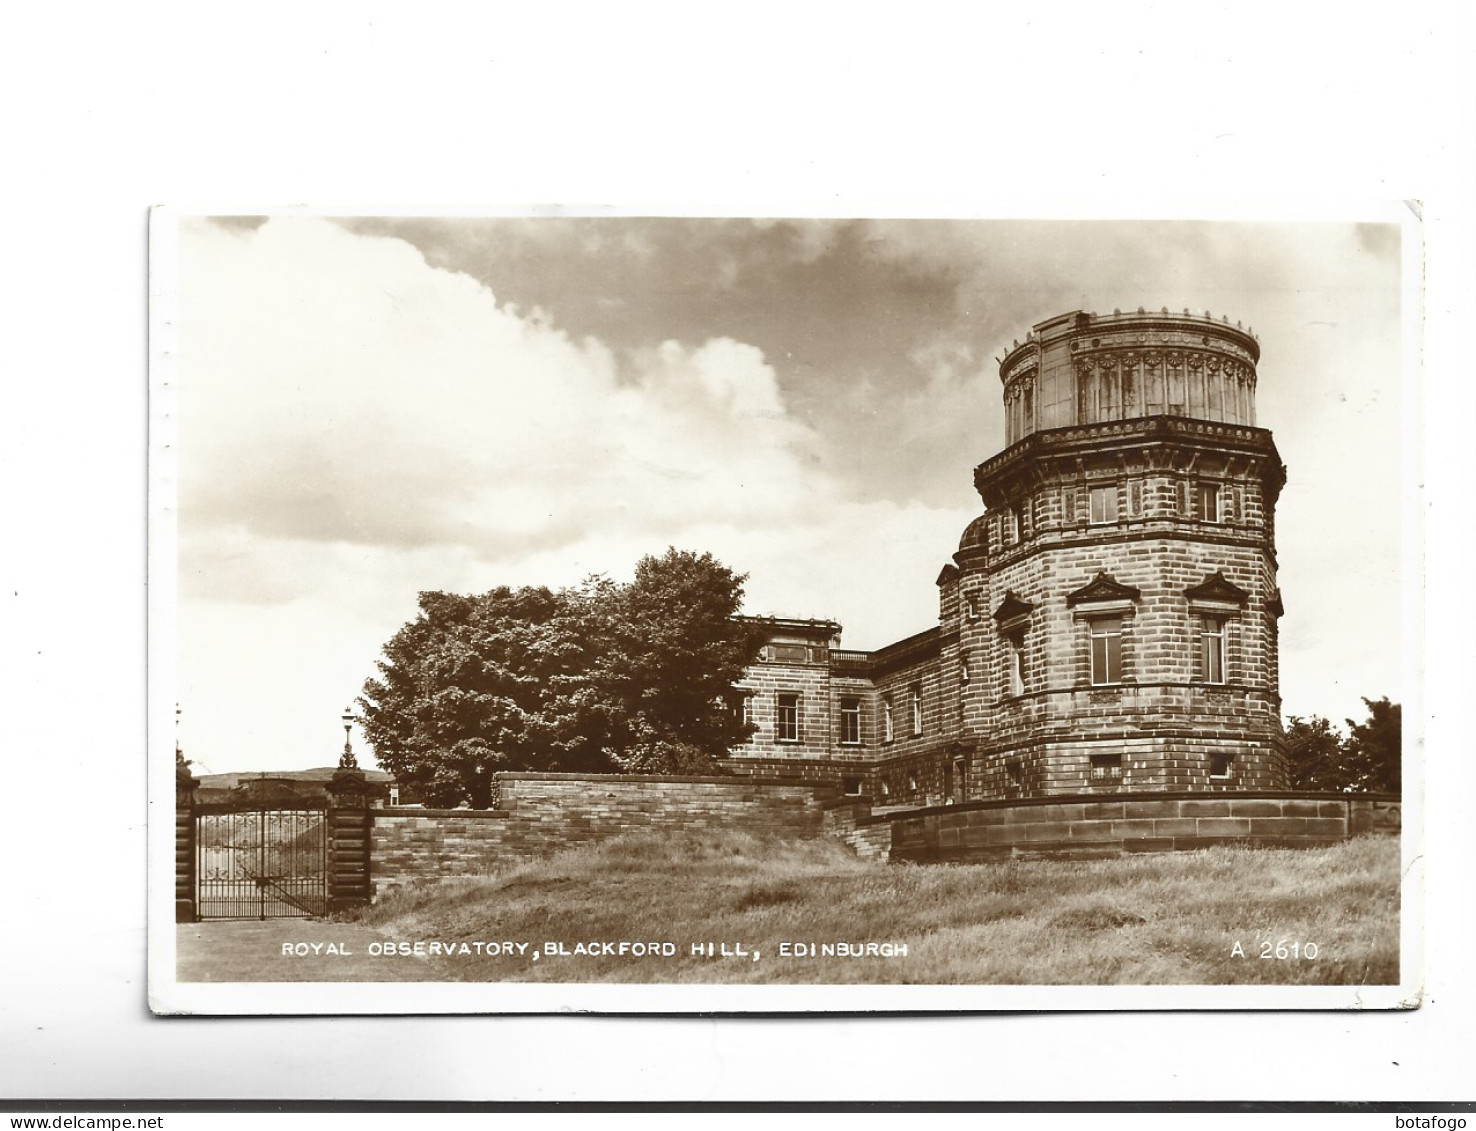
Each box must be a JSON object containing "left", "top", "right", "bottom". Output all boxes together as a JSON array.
[{"left": 958, "top": 513, "right": 989, "bottom": 552}]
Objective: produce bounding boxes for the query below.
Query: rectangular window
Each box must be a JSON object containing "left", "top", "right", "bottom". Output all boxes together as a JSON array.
[
  {"left": 1209, "top": 751, "right": 1233, "bottom": 779},
  {"left": 729, "top": 689, "right": 753, "bottom": 728},
  {"left": 952, "top": 757, "right": 968, "bottom": 803},
  {"left": 1198, "top": 482, "right": 1221, "bottom": 522},
  {"left": 842, "top": 777, "right": 863, "bottom": 796},
  {"left": 1201, "top": 615, "right": 1226, "bottom": 684},
  {"left": 965, "top": 592, "right": 981, "bottom": 622},
  {"left": 839, "top": 697, "right": 862, "bottom": 745},
  {"left": 910, "top": 684, "right": 923, "bottom": 736},
  {"left": 1008, "top": 633, "right": 1026, "bottom": 696},
  {"left": 1089, "top": 753, "right": 1124, "bottom": 782},
  {"left": 883, "top": 697, "right": 894, "bottom": 743},
  {"left": 1090, "top": 616, "right": 1123, "bottom": 685},
  {"left": 1089, "top": 484, "right": 1119, "bottom": 524},
  {"left": 1006, "top": 759, "right": 1023, "bottom": 787},
  {"left": 777, "top": 692, "right": 800, "bottom": 742}
]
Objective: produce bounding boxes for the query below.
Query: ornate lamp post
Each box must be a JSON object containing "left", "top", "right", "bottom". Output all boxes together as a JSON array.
[
  {"left": 327, "top": 704, "right": 372, "bottom": 913},
  {"left": 339, "top": 707, "right": 359, "bottom": 770}
]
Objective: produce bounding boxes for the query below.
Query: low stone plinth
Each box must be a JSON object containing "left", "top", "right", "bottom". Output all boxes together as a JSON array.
[{"left": 885, "top": 790, "right": 1400, "bottom": 863}]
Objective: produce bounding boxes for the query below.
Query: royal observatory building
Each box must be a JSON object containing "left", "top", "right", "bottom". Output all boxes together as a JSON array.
[{"left": 725, "top": 308, "right": 1290, "bottom": 807}]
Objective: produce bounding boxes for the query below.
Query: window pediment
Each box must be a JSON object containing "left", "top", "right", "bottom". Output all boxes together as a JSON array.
[
  {"left": 1066, "top": 572, "right": 1141, "bottom": 608},
  {"left": 1183, "top": 570, "right": 1250, "bottom": 609},
  {"left": 992, "top": 591, "right": 1035, "bottom": 629}
]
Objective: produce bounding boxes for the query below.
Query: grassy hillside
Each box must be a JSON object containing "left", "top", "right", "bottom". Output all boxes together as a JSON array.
[{"left": 353, "top": 831, "right": 1402, "bottom": 985}]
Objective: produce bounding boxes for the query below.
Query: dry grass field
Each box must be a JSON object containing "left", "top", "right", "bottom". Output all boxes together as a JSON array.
[{"left": 340, "top": 830, "right": 1401, "bottom": 985}]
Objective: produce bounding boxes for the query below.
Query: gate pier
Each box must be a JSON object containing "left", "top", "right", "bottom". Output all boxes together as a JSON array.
[
  {"left": 326, "top": 766, "right": 373, "bottom": 914},
  {"left": 175, "top": 759, "right": 198, "bottom": 922}
]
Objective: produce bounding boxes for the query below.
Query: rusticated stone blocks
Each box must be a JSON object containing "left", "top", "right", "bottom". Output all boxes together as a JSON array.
[{"left": 885, "top": 791, "right": 1398, "bottom": 863}]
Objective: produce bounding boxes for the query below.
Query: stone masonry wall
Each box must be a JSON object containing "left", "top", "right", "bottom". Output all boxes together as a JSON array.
[
  {"left": 968, "top": 417, "right": 1289, "bottom": 798},
  {"left": 370, "top": 772, "right": 852, "bottom": 895},
  {"left": 731, "top": 656, "right": 833, "bottom": 761},
  {"left": 888, "top": 791, "right": 1400, "bottom": 863},
  {"left": 975, "top": 524, "right": 1285, "bottom": 794},
  {"left": 726, "top": 747, "right": 960, "bottom": 809},
  {"left": 369, "top": 778, "right": 1396, "bottom": 893},
  {"left": 371, "top": 809, "right": 512, "bottom": 894}
]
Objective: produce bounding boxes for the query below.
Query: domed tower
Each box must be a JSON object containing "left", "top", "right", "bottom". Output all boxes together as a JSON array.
[{"left": 954, "top": 308, "right": 1288, "bottom": 798}]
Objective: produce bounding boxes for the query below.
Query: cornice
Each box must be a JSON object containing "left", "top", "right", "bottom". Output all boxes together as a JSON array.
[
  {"left": 1000, "top": 309, "right": 1261, "bottom": 377},
  {"left": 827, "top": 625, "right": 962, "bottom": 680},
  {"left": 734, "top": 615, "right": 843, "bottom": 640},
  {"left": 975, "top": 415, "right": 1286, "bottom": 501},
  {"left": 979, "top": 525, "right": 1280, "bottom": 576},
  {"left": 871, "top": 626, "right": 947, "bottom": 677}
]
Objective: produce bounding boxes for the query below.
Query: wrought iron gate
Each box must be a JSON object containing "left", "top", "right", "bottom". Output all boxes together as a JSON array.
[{"left": 196, "top": 804, "right": 328, "bottom": 919}]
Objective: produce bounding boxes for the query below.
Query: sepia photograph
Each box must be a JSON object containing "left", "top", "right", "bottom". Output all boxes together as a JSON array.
[
  {"left": 4, "top": 0, "right": 1472, "bottom": 1109},
  {"left": 150, "top": 210, "right": 1417, "bottom": 1013}
]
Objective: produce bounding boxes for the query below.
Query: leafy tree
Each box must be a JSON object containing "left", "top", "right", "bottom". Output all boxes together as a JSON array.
[
  {"left": 359, "top": 585, "right": 611, "bottom": 808},
  {"left": 1343, "top": 696, "right": 1402, "bottom": 793},
  {"left": 591, "top": 549, "right": 767, "bottom": 773},
  {"left": 359, "top": 550, "right": 764, "bottom": 805},
  {"left": 1283, "top": 714, "right": 1347, "bottom": 791},
  {"left": 1283, "top": 698, "right": 1401, "bottom": 793}
]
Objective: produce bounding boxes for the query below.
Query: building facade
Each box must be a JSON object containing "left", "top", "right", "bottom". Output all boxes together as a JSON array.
[{"left": 724, "top": 308, "right": 1290, "bottom": 806}]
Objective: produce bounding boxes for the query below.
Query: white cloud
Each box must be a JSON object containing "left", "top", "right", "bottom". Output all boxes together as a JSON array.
[
  {"left": 177, "top": 217, "right": 974, "bottom": 771},
  {"left": 181, "top": 218, "right": 844, "bottom": 552},
  {"left": 173, "top": 215, "right": 1407, "bottom": 772}
]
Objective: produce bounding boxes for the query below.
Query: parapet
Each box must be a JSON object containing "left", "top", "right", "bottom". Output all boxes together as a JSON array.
[{"left": 998, "top": 308, "right": 1261, "bottom": 444}]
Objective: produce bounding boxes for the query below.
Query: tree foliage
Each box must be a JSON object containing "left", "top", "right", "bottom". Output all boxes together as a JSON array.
[
  {"left": 359, "top": 549, "right": 764, "bottom": 807},
  {"left": 1284, "top": 697, "right": 1401, "bottom": 793},
  {"left": 1282, "top": 715, "right": 1347, "bottom": 792},
  {"left": 592, "top": 550, "right": 766, "bottom": 773},
  {"left": 1342, "top": 696, "right": 1402, "bottom": 793}
]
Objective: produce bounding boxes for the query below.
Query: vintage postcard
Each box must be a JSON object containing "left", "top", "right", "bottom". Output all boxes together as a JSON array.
[{"left": 148, "top": 207, "right": 1421, "bottom": 1014}]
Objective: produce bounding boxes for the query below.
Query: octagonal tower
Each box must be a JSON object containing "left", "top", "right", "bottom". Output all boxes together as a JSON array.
[{"left": 949, "top": 308, "right": 1289, "bottom": 797}]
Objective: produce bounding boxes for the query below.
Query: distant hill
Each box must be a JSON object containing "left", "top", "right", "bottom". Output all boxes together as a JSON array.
[{"left": 194, "top": 767, "right": 395, "bottom": 805}]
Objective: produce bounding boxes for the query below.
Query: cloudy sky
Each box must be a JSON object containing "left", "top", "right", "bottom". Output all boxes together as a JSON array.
[{"left": 169, "top": 214, "right": 1408, "bottom": 775}]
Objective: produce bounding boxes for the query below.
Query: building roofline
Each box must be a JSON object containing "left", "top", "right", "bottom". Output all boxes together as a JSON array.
[
  {"left": 735, "top": 614, "right": 843, "bottom": 636},
  {"left": 1000, "top": 307, "right": 1261, "bottom": 376}
]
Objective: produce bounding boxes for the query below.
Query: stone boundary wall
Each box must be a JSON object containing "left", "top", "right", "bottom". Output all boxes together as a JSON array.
[
  {"left": 368, "top": 776, "right": 1398, "bottom": 896},
  {"left": 886, "top": 790, "right": 1400, "bottom": 863},
  {"left": 371, "top": 773, "right": 867, "bottom": 895}
]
